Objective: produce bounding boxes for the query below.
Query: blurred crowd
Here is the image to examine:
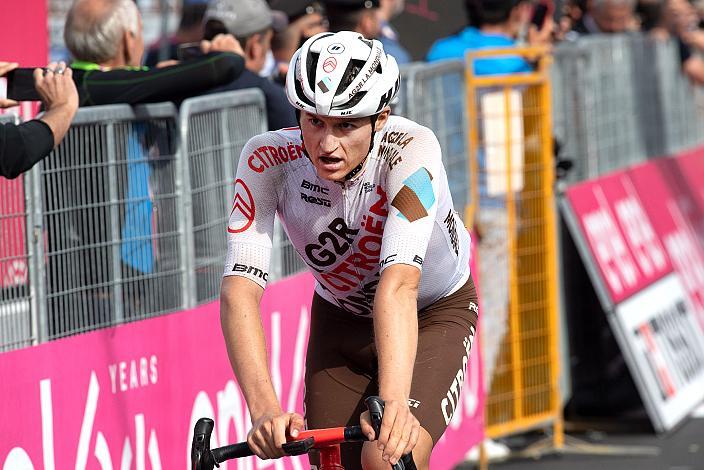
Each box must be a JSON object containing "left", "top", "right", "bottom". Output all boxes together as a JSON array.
[{"left": 6, "top": 0, "right": 704, "bottom": 179}]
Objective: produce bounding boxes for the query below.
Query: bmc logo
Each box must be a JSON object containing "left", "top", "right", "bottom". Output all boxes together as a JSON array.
[
  {"left": 232, "top": 263, "right": 268, "bottom": 281},
  {"left": 301, "top": 179, "right": 329, "bottom": 194}
]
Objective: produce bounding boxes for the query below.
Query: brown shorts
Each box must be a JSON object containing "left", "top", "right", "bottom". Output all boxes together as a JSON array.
[{"left": 304, "top": 276, "right": 479, "bottom": 469}]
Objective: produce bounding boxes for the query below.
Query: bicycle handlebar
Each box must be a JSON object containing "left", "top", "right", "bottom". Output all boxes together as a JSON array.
[{"left": 191, "top": 396, "right": 417, "bottom": 470}]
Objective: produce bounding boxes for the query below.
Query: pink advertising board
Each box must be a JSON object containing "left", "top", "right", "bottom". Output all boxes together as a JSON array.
[
  {"left": 563, "top": 172, "right": 672, "bottom": 305},
  {"left": 0, "top": 272, "right": 483, "bottom": 469},
  {"left": 627, "top": 161, "right": 704, "bottom": 328},
  {"left": 562, "top": 150, "right": 704, "bottom": 432}
]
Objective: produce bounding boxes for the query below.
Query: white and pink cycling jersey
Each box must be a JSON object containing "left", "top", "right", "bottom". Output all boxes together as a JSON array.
[{"left": 223, "top": 115, "right": 471, "bottom": 317}]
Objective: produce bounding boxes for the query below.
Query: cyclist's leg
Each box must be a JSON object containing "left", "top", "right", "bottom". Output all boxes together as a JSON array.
[
  {"left": 362, "top": 276, "right": 479, "bottom": 470},
  {"left": 360, "top": 426, "right": 433, "bottom": 469},
  {"left": 305, "top": 293, "right": 377, "bottom": 470}
]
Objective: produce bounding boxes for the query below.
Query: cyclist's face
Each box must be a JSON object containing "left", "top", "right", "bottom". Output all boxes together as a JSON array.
[{"left": 300, "top": 110, "right": 389, "bottom": 181}]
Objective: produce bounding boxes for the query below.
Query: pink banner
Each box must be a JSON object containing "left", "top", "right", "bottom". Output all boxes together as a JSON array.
[
  {"left": 628, "top": 161, "right": 704, "bottom": 328},
  {"left": 1, "top": 272, "right": 483, "bottom": 469},
  {"left": 564, "top": 172, "right": 671, "bottom": 304},
  {"left": 564, "top": 148, "right": 704, "bottom": 325}
]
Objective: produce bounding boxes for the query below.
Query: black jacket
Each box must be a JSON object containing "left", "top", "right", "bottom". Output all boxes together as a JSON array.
[{"left": 0, "top": 120, "right": 54, "bottom": 179}]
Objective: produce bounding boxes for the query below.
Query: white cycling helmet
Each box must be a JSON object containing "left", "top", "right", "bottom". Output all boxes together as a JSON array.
[{"left": 285, "top": 31, "right": 400, "bottom": 118}]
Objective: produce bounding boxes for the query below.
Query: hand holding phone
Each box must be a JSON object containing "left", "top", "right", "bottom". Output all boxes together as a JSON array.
[
  {"left": 531, "top": 3, "right": 549, "bottom": 28},
  {"left": 177, "top": 42, "right": 204, "bottom": 61},
  {"left": 528, "top": 0, "right": 555, "bottom": 46},
  {"left": 5, "top": 67, "right": 42, "bottom": 101}
]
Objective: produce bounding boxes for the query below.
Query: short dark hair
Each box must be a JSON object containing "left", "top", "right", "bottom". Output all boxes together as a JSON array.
[
  {"left": 326, "top": 6, "right": 368, "bottom": 32},
  {"left": 179, "top": 4, "right": 207, "bottom": 30},
  {"left": 464, "top": 0, "right": 524, "bottom": 27}
]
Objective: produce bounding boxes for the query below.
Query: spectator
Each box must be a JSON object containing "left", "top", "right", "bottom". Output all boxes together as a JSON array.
[
  {"left": 427, "top": 0, "right": 552, "bottom": 73},
  {"left": 646, "top": 0, "right": 704, "bottom": 84},
  {"left": 324, "top": 0, "right": 382, "bottom": 38},
  {"left": 571, "top": 0, "right": 638, "bottom": 34},
  {"left": 0, "top": 61, "right": 78, "bottom": 179},
  {"left": 203, "top": 0, "right": 297, "bottom": 130},
  {"left": 65, "top": 0, "right": 245, "bottom": 106},
  {"left": 268, "top": 1, "right": 329, "bottom": 83},
  {"left": 55, "top": 0, "right": 246, "bottom": 333},
  {"left": 378, "top": 0, "right": 412, "bottom": 63},
  {"left": 144, "top": 0, "right": 209, "bottom": 66}
]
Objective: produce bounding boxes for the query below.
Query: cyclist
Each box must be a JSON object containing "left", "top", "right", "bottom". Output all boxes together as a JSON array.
[{"left": 221, "top": 31, "right": 478, "bottom": 470}]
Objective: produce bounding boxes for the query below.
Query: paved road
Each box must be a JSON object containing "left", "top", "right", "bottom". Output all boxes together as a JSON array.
[{"left": 455, "top": 418, "right": 704, "bottom": 470}]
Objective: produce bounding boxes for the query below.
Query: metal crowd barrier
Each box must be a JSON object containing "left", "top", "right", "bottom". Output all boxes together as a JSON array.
[
  {"left": 179, "top": 90, "right": 267, "bottom": 305},
  {"left": 551, "top": 34, "right": 704, "bottom": 182},
  {"left": 33, "top": 103, "right": 183, "bottom": 341},
  {"left": 0, "top": 113, "right": 33, "bottom": 352},
  {"left": 398, "top": 60, "right": 471, "bottom": 217},
  {"left": 466, "top": 47, "right": 563, "bottom": 453}
]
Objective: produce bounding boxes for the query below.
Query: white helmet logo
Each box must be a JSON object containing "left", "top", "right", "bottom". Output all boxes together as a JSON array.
[{"left": 327, "top": 43, "right": 345, "bottom": 54}]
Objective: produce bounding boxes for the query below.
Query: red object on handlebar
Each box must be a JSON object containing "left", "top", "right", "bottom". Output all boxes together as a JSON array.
[{"left": 295, "top": 427, "right": 346, "bottom": 447}]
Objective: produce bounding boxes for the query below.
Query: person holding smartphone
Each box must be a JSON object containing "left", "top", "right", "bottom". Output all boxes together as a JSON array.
[{"left": 0, "top": 61, "right": 78, "bottom": 179}]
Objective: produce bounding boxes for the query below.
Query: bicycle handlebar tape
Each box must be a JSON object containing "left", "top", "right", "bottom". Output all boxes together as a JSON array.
[
  {"left": 211, "top": 442, "right": 255, "bottom": 463},
  {"left": 191, "top": 418, "right": 216, "bottom": 470},
  {"left": 363, "top": 397, "right": 418, "bottom": 470}
]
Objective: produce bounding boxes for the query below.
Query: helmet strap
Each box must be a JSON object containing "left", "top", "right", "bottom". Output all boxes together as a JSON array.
[{"left": 344, "top": 113, "right": 380, "bottom": 181}]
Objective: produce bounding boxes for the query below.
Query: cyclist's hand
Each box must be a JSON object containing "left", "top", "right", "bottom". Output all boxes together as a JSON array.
[
  {"left": 360, "top": 399, "right": 420, "bottom": 466},
  {"left": 248, "top": 411, "right": 304, "bottom": 460}
]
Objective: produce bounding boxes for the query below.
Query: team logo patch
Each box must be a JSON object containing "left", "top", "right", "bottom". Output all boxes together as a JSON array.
[
  {"left": 322, "top": 57, "right": 337, "bottom": 73},
  {"left": 317, "top": 76, "right": 333, "bottom": 93},
  {"left": 227, "top": 179, "right": 255, "bottom": 233},
  {"left": 391, "top": 168, "right": 435, "bottom": 222}
]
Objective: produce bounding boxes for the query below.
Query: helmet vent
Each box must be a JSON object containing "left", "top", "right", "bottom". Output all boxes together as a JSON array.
[
  {"left": 334, "top": 91, "right": 367, "bottom": 110},
  {"left": 334, "top": 59, "right": 367, "bottom": 96},
  {"left": 294, "top": 76, "right": 315, "bottom": 107},
  {"left": 359, "top": 37, "right": 373, "bottom": 49},
  {"left": 307, "top": 52, "right": 320, "bottom": 90}
]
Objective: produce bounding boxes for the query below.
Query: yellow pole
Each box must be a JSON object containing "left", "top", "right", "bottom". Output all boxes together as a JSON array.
[{"left": 503, "top": 85, "right": 524, "bottom": 425}]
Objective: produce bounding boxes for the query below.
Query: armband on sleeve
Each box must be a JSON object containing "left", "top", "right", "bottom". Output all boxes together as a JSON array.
[{"left": 379, "top": 127, "right": 442, "bottom": 272}]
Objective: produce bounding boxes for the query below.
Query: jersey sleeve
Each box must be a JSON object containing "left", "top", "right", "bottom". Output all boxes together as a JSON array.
[
  {"left": 380, "top": 126, "right": 444, "bottom": 272},
  {"left": 223, "top": 133, "right": 280, "bottom": 287}
]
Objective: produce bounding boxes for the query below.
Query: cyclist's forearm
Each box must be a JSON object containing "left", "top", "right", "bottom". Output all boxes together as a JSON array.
[
  {"left": 373, "top": 269, "right": 419, "bottom": 400},
  {"left": 220, "top": 277, "right": 282, "bottom": 419}
]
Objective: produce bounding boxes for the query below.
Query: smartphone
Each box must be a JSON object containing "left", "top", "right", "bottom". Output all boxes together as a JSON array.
[
  {"left": 177, "top": 42, "right": 204, "bottom": 61},
  {"left": 531, "top": 3, "right": 549, "bottom": 28},
  {"left": 5, "top": 68, "right": 41, "bottom": 101}
]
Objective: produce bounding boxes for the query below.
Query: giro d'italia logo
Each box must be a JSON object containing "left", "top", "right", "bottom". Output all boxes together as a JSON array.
[
  {"left": 322, "top": 57, "right": 337, "bottom": 73},
  {"left": 227, "top": 179, "right": 255, "bottom": 233}
]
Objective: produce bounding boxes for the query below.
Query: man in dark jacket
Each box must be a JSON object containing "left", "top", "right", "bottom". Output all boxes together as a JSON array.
[
  {"left": 203, "top": 0, "right": 297, "bottom": 130},
  {"left": 0, "top": 61, "right": 78, "bottom": 179}
]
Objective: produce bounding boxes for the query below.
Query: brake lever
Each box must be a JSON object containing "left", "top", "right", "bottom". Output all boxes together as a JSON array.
[
  {"left": 282, "top": 437, "right": 315, "bottom": 456},
  {"left": 364, "top": 397, "right": 417, "bottom": 470}
]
